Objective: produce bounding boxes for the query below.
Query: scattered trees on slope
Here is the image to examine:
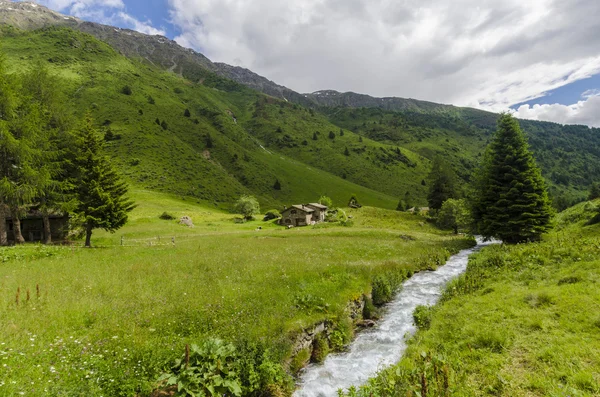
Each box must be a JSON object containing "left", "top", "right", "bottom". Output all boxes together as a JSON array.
[{"left": 472, "top": 114, "right": 553, "bottom": 243}]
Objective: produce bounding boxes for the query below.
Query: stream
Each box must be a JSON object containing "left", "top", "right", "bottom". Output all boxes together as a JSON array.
[{"left": 294, "top": 238, "right": 497, "bottom": 397}]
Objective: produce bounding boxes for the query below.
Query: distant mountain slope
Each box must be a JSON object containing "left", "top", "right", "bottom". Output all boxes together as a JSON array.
[
  {"left": 1, "top": 2, "right": 598, "bottom": 209},
  {"left": 0, "top": 25, "right": 411, "bottom": 209}
]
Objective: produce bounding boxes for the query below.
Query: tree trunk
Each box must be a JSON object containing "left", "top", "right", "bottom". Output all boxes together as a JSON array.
[
  {"left": 12, "top": 210, "right": 25, "bottom": 244},
  {"left": 0, "top": 204, "right": 7, "bottom": 246},
  {"left": 42, "top": 213, "right": 52, "bottom": 245},
  {"left": 85, "top": 223, "right": 92, "bottom": 247}
]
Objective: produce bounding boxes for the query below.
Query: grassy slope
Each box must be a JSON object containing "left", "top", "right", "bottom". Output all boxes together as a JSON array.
[
  {"left": 0, "top": 189, "right": 472, "bottom": 395},
  {"left": 0, "top": 26, "right": 414, "bottom": 210},
  {"left": 347, "top": 202, "right": 600, "bottom": 396},
  {"left": 327, "top": 107, "right": 600, "bottom": 207}
]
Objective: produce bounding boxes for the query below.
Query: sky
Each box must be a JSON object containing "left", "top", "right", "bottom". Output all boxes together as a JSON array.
[{"left": 20, "top": 0, "right": 600, "bottom": 127}]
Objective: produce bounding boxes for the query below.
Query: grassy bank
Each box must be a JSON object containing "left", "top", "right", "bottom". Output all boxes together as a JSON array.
[
  {"left": 0, "top": 190, "right": 471, "bottom": 395},
  {"left": 345, "top": 201, "right": 600, "bottom": 396}
]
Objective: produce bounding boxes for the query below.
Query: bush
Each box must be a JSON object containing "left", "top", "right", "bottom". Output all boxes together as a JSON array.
[
  {"left": 159, "top": 212, "right": 176, "bottom": 220},
  {"left": 263, "top": 210, "right": 281, "bottom": 221},
  {"left": 234, "top": 195, "right": 260, "bottom": 220},
  {"left": 413, "top": 305, "right": 433, "bottom": 330},
  {"left": 329, "top": 318, "right": 354, "bottom": 351},
  {"left": 372, "top": 276, "right": 393, "bottom": 306},
  {"left": 159, "top": 339, "right": 291, "bottom": 396},
  {"left": 362, "top": 295, "right": 378, "bottom": 320},
  {"left": 121, "top": 85, "right": 132, "bottom": 95},
  {"left": 159, "top": 339, "right": 242, "bottom": 396},
  {"left": 318, "top": 195, "right": 333, "bottom": 208},
  {"left": 311, "top": 334, "right": 329, "bottom": 364}
]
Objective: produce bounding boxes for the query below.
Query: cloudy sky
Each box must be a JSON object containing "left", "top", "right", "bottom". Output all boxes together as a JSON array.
[{"left": 22, "top": 0, "right": 600, "bottom": 127}]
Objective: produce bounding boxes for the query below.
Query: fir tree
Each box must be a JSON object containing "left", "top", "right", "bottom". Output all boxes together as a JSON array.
[
  {"left": 72, "top": 114, "right": 134, "bottom": 247},
  {"left": 273, "top": 179, "right": 281, "bottom": 190},
  {"left": 589, "top": 182, "right": 600, "bottom": 200},
  {"left": 328, "top": 131, "right": 335, "bottom": 139},
  {"left": 184, "top": 108, "right": 191, "bottom": 117},
  {"left": 426, "top": 157, "right": 458, "bottom": 210},
  {"left": 472, "top": 114, "right": 553, "bottom": 243},
  {"left": 344, "top": 147, "right": 350, "bottom": 156},
  {"left": 312, "top": 132, "right": 318, "bottom": 141}
]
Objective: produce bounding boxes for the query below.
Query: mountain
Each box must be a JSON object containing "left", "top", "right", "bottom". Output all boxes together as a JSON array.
[{"left": 0, "top": 1, "right": 598, "bottom": 210}]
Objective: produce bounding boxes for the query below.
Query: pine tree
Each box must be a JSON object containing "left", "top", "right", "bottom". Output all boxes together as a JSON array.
[
  {"left": 72, "top": 114, "right": 134, "bottom": 247},
  {"left": 0, "top": 54, "right": 17, "bottom": 246},
  {"left": 184, "top": 108, "right": 191, "bottom": 117},
  {"left": 273, "top": 179, "right": 281, "bottom": 190},
  {"left": 472, "top": 114, "right": 553, "bottom": 243},
  {"left": 21, "top": 62, "right": 75, "bottom": 244},
  {"left": 426, "top": 157, "right": 458, "bottom": 210}
]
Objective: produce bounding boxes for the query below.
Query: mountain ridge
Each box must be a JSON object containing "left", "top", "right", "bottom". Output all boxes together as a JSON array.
[{"left": 0, "top": 1, "right": 473, "bottom": 114}]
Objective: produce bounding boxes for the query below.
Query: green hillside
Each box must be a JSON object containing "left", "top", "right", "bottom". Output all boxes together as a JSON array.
[
  {"left": 326, "top": 106, "right": 600, "bottom": 208},
  {"left": 1, "top": 25, "right": 598, "bottom": 211},
  {"left": 0, "top": 26, "right": 402, "bottom": 209}
]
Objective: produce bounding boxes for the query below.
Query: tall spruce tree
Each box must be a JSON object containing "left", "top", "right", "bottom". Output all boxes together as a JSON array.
[
  {"left": 73, "top": 114, "right": 134, "bottom": 247},
  {"left": 472, "top": 114, "right": 553, "bottom": 243},
  {"left": 426, "top": 157, "right": 458, "bottom": 210},
  {"left": 0, "top": 54, "right": 16, "bottom": 246}
]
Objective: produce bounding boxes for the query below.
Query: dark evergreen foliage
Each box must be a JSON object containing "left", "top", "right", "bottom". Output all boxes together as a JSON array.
[
  {"left": 344, "top": 147, "right": 350, "bottom": 156},
  {"left": 184, "top": 108, "right": 191, "bottom": 117},
  {"left": 472, "top": 114, "right": 553, "bottom": 243},
  {"left": 312, "top": 132, "right": 318, "bottom": 140},
  {"left": 72, "top": 114, "right": 134, "bottom": 247},
  {"left": 328, "top": 131, "right": 335, "bottom": 139},
  {"left": 589, "top": 183, "right": 600, "bottom": 200},
  {"left": 427, "top": 157, "right": 458, "bottom": 210},
  {"left": 273, "top": 179, "right": 281, "bottom": 190}
]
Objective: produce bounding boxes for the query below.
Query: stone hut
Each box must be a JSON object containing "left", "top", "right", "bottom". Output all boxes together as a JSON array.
[
  {"left": 306, "top": 203, "right": 328, "bottom": 222},
  {"left": 280, "top": 203, "right": 328, "bottom": 227}
]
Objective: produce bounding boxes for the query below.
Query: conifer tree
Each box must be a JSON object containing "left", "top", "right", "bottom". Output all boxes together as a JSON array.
[
  {"left": 72, "top": 114, "right": 134, "bottom": 247},
  {"left": 472, "top": 114, "right": 553, "bottom": 243},
  {"left": 0, "top": 54, "right": 17, "bottom": 246},
  {"left": 426, "top": 157, "right": 458, "bottom": 210}
]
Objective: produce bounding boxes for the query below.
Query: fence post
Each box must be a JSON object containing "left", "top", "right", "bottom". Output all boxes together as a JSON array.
[{"left": 172, "top": 236, "right": 175, "bottom": 247}]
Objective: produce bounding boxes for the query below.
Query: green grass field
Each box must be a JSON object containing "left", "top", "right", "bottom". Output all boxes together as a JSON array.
[
  {"left": 0, "top": 190, "right": 471, "bottom": 395},
  {"left": 345, "top": 201, "right": 600, "bottom": 396}
]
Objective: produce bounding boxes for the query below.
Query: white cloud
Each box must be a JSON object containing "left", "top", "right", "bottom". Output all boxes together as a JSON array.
[
  {"left": 167, "top": 0, "right": 600, "bottom": 125},
  {"left": 513, "top": 95, "right": 600, "bottom": 127},
  {"left": 32, "top": 0, "right": 165, "bottom": 36}
]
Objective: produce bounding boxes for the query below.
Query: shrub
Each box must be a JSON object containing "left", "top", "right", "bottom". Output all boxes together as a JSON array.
[
  {"left": 159, "top": 339, "right": 242, "bottom": 396},
  {"left": 557, "top": 276, "right": 582, "bottom": 285},
  {"left": 362, "top": 295, "right": 378, "bottom": 320},
  {"left": 159, "top": 212, "right": 176, "bottom": 220},
  {"left": 319, "top": 195, "right": 333, "bottom": 208},
  {"left": 121, "top": 85, "right": 132, "bottom": 95},
  {"left": 329, "top": 318, "right": 354, "bottom": 351},
  {"left": 413, "top": 305, "right": 433, "bottom": 330},
  {"left": 289, "top": 348, "right": 311, "bottom": 374},
  {"left": 311, "top": 334, "right": 329, "bottom": 364},
  {"left": 234, "top": 195, "right": 260, "bottom": 220},
  {"left": 184, "top": 108, "right": 191, "bottom": 117},
  {"left": 263, "top": 210, "right": 281, "bottom": 221},
  {"left": 372, "top": 276, "right": 393, "bottom": 306}
]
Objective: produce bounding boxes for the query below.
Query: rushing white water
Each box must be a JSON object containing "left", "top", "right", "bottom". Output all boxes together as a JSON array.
[{"left": 294, "top": 238, "right": 498, "bottom": 397}]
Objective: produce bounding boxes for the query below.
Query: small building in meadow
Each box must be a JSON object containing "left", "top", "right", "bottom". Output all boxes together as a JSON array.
[
  {"left": 4, "top": 212, "right": 69, "bottom": 243},
  {"left": 306, "top": 203, "right": 328, "bottom": 222},
  {"left": 280, "top": 203, "right": 329, "bottom": 227}
]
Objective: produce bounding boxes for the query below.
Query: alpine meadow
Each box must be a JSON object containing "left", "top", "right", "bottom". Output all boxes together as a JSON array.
[{"left": 0, "top": 2, "right": 599, "bottom": 397}]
